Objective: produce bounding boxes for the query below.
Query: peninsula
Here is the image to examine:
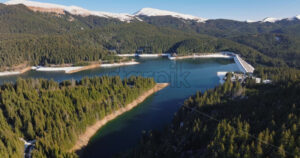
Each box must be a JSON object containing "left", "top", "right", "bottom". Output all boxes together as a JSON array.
[{"left": 70, "top": 83, "right": 169, "bottom": 152}]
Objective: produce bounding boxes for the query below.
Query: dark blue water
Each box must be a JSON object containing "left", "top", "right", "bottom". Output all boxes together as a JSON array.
[{"left": 0, "top": 58, "right": 239, "bottom": 157}]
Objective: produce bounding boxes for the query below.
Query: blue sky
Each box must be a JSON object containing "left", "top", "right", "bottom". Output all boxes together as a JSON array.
[{"left": 1, "top": 0, "right": 300, "bottom": 21}]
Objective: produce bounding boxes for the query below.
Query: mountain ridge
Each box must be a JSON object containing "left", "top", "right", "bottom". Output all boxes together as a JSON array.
[
  {"left": 5, "top": 0, "right": 299, "bottom": 23},
  {"left": 262, "top": 15, "right": 300, "bottom": 23},
  {"left": 4, "top": 0, "right": 136, "bottom": 21},
  {"left": 134, "top": 8, "right": 207, "bottom": 23}
]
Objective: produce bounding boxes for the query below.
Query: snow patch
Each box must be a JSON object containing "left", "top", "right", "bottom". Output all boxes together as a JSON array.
[
  {"left": 91, "top": 11, "right": 134, "bottom": 22},
  {"left": 262, "top": 17, "right": 279, "bottom": 23},
  {"left": 5, "top": 0, "right": 65, "bottom": 9},
  {"left": 247, "top": 15, "right": 300, "bottom": 23},
  {"left": 245, "top": 19, "right": 256, "bottom": 23},
  {"left": 4, "top": 0, "right": 298, "bottom": 23},
  {"left": 33, "top": 66, "right": 83, "bottom": 73},
  {"left": 262, "top": 15, "right": 300, "bottom": 23},
  {"left": 134, "top": 8, "right": 207, "bottom": 23},
  {"left": 5, "top": 0, "right": 135, "bottom": 22}
]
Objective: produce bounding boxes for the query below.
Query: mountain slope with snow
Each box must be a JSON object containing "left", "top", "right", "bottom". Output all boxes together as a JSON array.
[
  {"left": 262, "top": 17, "right": 280, "bottom": 23},
  {"left": 4, "top": 0, "right": 207, "bottom": 23},
  {"left": 261, "top": 15, "right": 300, "bottom": 23},
  {"left": 134, "top": 8, "right": 207, "bottom": 23},
  {"left": 4, "top": 0, "right": 135, "bottom": 22},
  {"left": 292, "top": 15, "right": 300, "bottom": 20},
  {"left": 3, "top": 0, "right": 300, "bottom": 23}
]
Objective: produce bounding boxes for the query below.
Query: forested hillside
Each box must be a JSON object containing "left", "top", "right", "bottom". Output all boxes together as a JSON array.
[
  {"left": 121, "top": 10, "right": 300, "bottom": 158},
  {"left": 0, "top": 4, "right": 288, "bottom": 71},
  {"left": 0, "top": 4, "right": 214, "bottom": 70},
  {"left": 1, "top": 3, "right": 300, "bottom": 158},
  {"left": 126, "top": 74, "right": 300, "bottom": 158},
  {"left": 139, "top": 15, "right": 300, "bottom": 68},
  {"left": 0, "top": 76, "right": 155, "bottom": 157},
  {"left": 232, "top": 34, "right": 300, "bottom": 68}
]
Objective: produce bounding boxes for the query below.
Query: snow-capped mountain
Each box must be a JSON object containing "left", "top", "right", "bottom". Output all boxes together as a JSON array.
[
  {"left": 134, "top": 8, "right": 207, "bottom": 23},
  {"left": 261, "top": 15, "right": 300, "bottom": 23},
  {"left": 262, "top": 17, "right": 280, "bottom": 23},
  {"left": 3, "top": 0, "right": 207, "bottom": 23},
  {"left": 245, "top": 20, "right": 256, "bottom": 23},
  {"left": 4, "top": 0, "right": 135, "bottom": 22},
  {"left": 289, "top": 15, "right": 300, "bottom": 21},
  {"left": 3, "top": 0, "right": 299, "bottom": 23}
]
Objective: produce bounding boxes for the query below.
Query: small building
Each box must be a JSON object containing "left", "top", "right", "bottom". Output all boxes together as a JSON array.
[{"left": 231, "top": 73, "right": 247, "bottom": 83}]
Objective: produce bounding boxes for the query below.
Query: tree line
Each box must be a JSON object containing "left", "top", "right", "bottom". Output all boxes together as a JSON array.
[
  {"left": 126, "top": 75, "right": 300, "bottom": 158},
  {"left": 0, "top": 76, "right": 155, "bottom": 157}
]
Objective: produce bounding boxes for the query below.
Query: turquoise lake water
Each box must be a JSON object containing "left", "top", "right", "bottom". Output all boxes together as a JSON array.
[{"left": 0, "top": 58, "right": 239, "bottom": 157}]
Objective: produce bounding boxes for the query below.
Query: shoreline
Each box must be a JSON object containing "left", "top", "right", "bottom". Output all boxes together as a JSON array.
[
  {"left": 34, "top": 61, "right": 140, "bottom": 74},
  {"left": 70, "top": 83, "right": 169, "bottom": 153},
  {"left": 0, "top": 61, "right": 140, "bottom": 77},
  {"left": 217, "top": 71, "right": 228, "bottom": 84},
  {"left": 169, "top": 53, "right": 254, "bottom": 73},
  {"left": 116, "top": 53, "right": 170, "bottom": 58},
  {"left": 168, "top": 53, "right": 233, "bottom": 60},
  {"left": 0, "top": 52, "right": 255, "bottom": 76},
  {"left": 0, "top": 66, "right": 32, "bottom": 77},
  {"left": 66, "top": 64, "right": 100, "bottom": 74},
  {"left": 100, "top": 61, "right": 139, "bottom": 68}
]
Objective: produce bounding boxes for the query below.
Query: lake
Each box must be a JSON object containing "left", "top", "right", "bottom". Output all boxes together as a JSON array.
[{"left": 0, "top": 58, "right": 239, "bottom": 157}]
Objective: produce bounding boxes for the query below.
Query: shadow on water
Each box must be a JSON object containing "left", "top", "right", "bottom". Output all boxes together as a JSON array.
[
  {"left": 0, "top": 58, "right": 239, "bottom": 158},
  {"left": 78, "top": 59, "right": 239, "bottom": 158},
  {"left": 81, "top": 96, "right": 184, "bottom": 158}
]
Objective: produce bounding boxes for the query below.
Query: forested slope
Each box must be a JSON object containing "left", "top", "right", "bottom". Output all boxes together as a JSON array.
[
  {"left": 0, "top": 76, "right": 155, "bottom": 157},
  {"left": 126, "top": 75, "right": 300, "bottom": 158},
  {"left": 120, "top": 12, "right": 300, "bottom": 158},
  {"left": 1, "top": 4, "right": 300, "bottom": 158},
  {"left": 0, "top": 4, "right": 88, "bottom": 34},
  {"left": 0, "top": 4, "right": 279, "bottom": 71},
  {"left": 139, "top": 15, "right": 300, "bottom": 68}
]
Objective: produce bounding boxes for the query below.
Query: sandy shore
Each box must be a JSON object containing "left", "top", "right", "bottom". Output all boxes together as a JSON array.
[
  {"left": 66, "top": 64, "right": 100, "bottom": 74},
  {"left": 0, "top": 61, "right": 139, "bottom": 76},
  {"left": 70, "top": 83, "right": 169, "bottom": 152},
  {"left": 100, "top": 61, "right": 139, "bottom": 67},
  {"left": 31, "top": 61, "right": 140, "bottom": 74},
  {"left": 66, "top": 62, "right": 140, "bottom": 73},
  {"left": 116, "top": 54, "right": 170, "bottom": 58},
  {"left": 168, "top": 53, "right": 233, "bottom": 60},
  {"left": 0, "top": 66, "right": 32, "bottom": 77},
  {"left": 34, "top": 66, "right": 83, "bottom": 73},
  {"left": 67, "top": 61, "right": 140, "bottom": 73}
]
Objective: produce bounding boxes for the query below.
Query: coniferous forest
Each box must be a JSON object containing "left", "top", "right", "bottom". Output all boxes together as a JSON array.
[
  {"left": 126, "top": 74, "right": 300, "bottom": 158},
  {"left": 0, "top": 76, "right": 155, "bottom": 157},
  {"left": 1, "top": 2, "right": 300, "bottom": 158},
  {"left": 1, "top": 4, "right": 300, "bottom": 71}
]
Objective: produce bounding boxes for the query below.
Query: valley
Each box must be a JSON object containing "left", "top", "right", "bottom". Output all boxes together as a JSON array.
[{"left": 0, "top": 0, "right": 300, "bottom": 158}]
